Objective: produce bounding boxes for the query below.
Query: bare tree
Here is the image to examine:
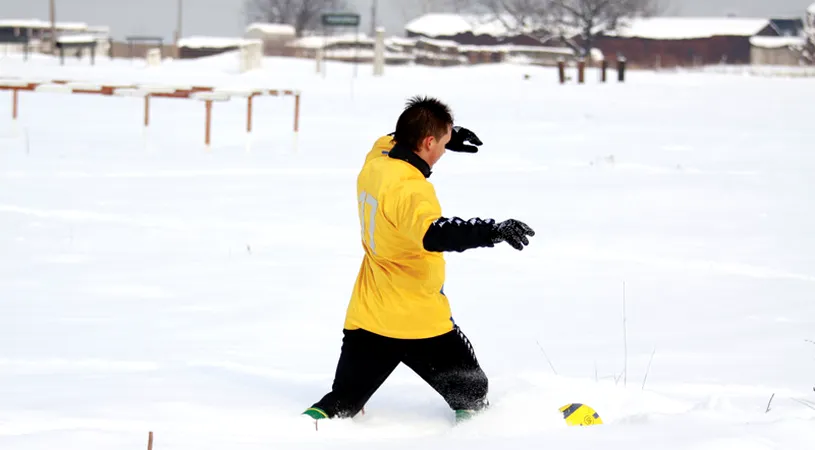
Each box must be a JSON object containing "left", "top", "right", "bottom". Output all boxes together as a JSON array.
[
  {"left": 471, "top": 0, "right": 554, "bottom": 39},
  {"left": 552, "top": 0, "right": 658, "bottom": 57},
  {"left": 463, "top": 0, "right": 660, "bottom": 54},
  {"left": 442, "top": 0, "right": 480, "bottom": 11},
  {"left": 245, "top": 0, "right": 349, "bottom": 37},
  {"left": 806, "top": 8, "right": 815, "bottom": 64}
]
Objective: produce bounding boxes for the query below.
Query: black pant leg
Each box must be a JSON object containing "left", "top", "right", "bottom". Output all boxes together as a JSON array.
[
  {"left": 401, "top": 325, "right": 489, "bottom": 411},
  {"left": 312, "top": 329, "right": 401, "bottom": 418}
]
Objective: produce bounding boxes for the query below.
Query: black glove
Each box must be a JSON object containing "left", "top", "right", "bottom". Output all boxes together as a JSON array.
[
  {"left": 446, "top": 126, "right": 482, "bottom": 153},
  {"left": 491, "top": 219, "right": 535, "bottom": 251}
]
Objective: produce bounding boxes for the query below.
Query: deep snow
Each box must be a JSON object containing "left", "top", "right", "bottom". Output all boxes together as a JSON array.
[{"left": 1, "top": 52, "right": 814, "bottom": 449}]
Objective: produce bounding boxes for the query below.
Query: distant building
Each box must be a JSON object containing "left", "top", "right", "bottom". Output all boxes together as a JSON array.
[
  {"left": 768, "top": 18, "right": 807, "bottom": 37},
  {"left": 750, "top": 36, "right": 807, "bottom": 66},
  {"left": 404, "top": 13, "right": 577, "bottom": 66},
  {"left": 178, "top": 37, "right": 260, "bottom": 59},
  {"left": 592, "top": 17, "right": 802, "bottom": 68},
  {"left": 285, "top": 33, "right": 414, "bottom": 65},
  {"left": 0, "top": 19, "right": 110, "bottom": 55},
  {"left": 404, "top": 13, "right": 571, "bottom": 48},
  {"left": 244, "top": 23, "right": 297, "bottom": 56}
]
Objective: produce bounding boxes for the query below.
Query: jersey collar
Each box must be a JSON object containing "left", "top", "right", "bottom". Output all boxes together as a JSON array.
[{"left": 387, "top": 143, "right": 432, "bottom": 178}]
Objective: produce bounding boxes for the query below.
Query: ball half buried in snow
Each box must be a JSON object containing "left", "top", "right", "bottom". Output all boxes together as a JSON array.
[{"left": 559, "top": 403, "right": 603, "bottom": 426}]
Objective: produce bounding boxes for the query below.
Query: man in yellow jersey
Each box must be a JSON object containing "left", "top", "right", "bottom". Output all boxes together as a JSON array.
[{"left": 303, "top": 96, "right": 534, "bottom": 424}]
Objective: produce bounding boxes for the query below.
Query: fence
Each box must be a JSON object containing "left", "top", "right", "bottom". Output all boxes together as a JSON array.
[
  {"left": 0, "top": 78, "right": 301, "bottom": 149},
  {"left": 557, "top": 58, "right": 627, "bottom": 84}
]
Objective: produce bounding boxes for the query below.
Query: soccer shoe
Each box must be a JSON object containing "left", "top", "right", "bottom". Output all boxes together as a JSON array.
[
  {"left": 303, "top": 407, "right": 328, "bottom": 420},
  {"left": 455, "top": 409, "right": 478, "bottom": 423},
  {"left": 301, "top": 407, "right": 328, "bottom": 431}
]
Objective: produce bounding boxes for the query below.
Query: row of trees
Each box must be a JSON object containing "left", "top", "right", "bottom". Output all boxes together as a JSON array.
[
  {"left": 244, "top": 0, "right": 660, "bottom": 54},
  {"left": 244, "top": 0, "right": 346, "bottom": 37},
  {"left": 469, "top": 0, "right": 659, "bottom": 54}
]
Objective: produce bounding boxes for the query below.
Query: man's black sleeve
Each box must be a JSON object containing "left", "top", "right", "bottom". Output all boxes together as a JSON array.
[{"left": 422, "top": 216, "right": 497, "bottom": 253}]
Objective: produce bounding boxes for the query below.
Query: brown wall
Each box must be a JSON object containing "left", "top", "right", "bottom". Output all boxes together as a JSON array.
[
  {"left": 751, "top": 46, "right": 803, "bottom": 66},
  {"left": 407, "top": 31, "right": 501, "bottom": 46},
  {"left": 110, "top": 41, "right": 176, "bottom": 59},
  {"left": 594, "top": 35, "right": 755, "bottom": 68},
  {"left": 178, "top": 46, "right": 238, "bottom": 59}
]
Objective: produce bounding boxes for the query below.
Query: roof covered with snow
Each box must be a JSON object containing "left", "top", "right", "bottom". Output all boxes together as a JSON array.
[
  {"left": 405, "top": 14, "right": 475, "bottom": 37},
  {"left": 287, "top": 34, "right": 374, "bottom": 49},
  {"left": 178, "top": 36, "right": 261, "bottom": 49},
  {"left": 750, "top": 35, "right": 807, "bottom": 48},
  {"left": 56, "top": 34, "right": 97, "bottom": 44},
  {"left": 0, "top": 19, "right": 88, "bottom": 30},
  {"left": 606, "top": 17, "right": 771, "bottom": 40},
  {"left": 405, "top": 13, "right": 545, "bottom": 38},
  {"left": 245, "top": 23, "right": 296, "bottom": 36},
  {"left": 459, "top": 44, "right": 574, "bottom": 55},
  {"left": 385, "top": 36, "right": 417, "bottom": 47}
]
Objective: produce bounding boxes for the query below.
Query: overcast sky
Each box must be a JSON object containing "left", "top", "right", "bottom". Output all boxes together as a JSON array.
[{"left": 1, "top": 0, "right": 812, "bottom": 41}]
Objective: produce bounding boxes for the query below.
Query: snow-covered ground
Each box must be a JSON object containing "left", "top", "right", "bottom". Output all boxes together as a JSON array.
[{"left": 1, "top": 53, "right": 814, "bottom": 449}]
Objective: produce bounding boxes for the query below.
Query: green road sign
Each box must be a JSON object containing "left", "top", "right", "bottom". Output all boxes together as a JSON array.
[{"left": 322, "top": 13, "right": 360, "bottom": 27}]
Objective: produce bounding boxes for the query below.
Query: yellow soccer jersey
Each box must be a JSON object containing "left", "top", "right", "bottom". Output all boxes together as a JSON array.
[{"left": 343, "top": 136, "right": 453, "bottom": 339}]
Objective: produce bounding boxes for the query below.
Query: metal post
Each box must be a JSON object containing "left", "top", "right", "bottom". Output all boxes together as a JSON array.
[
  {"left": 294, "top": 93, "right": 300, "bottom": 133},
  {"left": 12, "top": 89, "right": 19, "bottom": 120},
  {"left": 205, "top": 99, "right": 213, "bottom": 148},
  {"left": 144, "top": 95, "right": 150, "bottom": 128},
  {"left": 578, "top": 58, "right": 586, "bottom": 84},
  {"left": 247, "top": 94, "right": 254, "bottom": 134},
  {"left": 618, "top": 57, "right": 627, "bottom": 82},
  {"left": 558, "top": 59, "right": 566, "bottom": 84}
]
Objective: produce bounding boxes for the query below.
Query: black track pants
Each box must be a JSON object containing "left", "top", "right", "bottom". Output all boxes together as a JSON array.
[{"left": 311, "top": 326, "right": 489, "bottom": 418}]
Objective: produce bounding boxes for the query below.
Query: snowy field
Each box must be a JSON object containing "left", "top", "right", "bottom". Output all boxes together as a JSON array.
[{"left": 1, "top": 53, "right": 814, "bottom": 449}]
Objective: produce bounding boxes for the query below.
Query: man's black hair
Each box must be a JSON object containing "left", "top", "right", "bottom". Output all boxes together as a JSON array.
[{"left": 393, "top": 96, "right": 454, "bottom": 151}]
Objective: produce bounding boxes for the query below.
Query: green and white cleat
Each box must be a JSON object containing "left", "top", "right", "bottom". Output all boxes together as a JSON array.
[
  {"left": 455, "top": 409, "right": 477, "bottom": 424},
  {"left": 303, "top": 407, "right": 328, "bottom": 420},
  {"left": 302, "top": 407, "right": 328, "bottom": 430}
]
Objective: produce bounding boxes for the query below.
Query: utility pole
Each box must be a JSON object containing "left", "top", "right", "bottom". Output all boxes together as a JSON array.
[
  {"left": 49, "top": 0, "right": 57, "bottom": 54},
  {"left": 175, "top": 0, "right": 183, "bottom": 57},
  {"left": 370, "top": 0, "right": 378, "bottom": 37}
]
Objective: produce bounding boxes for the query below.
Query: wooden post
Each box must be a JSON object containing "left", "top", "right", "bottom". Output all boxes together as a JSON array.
[
  {"left": 205, "top": 100, "right": 213, "bottom": 148},
  {"left": 578, "top": 58, "right": 586, "bottom": 84},
  {"left": 12, "top": 89, "right": 19, "bottom": 120},
  {"left": 601, "top": 60, "right": 608, "bottom": 83},
  {"left": 144, "top": 95, "right": 150, "bottom": 128},
  {"left": 618, "top": 58, "right": 627, "bottom": 83},
  {"left": 147, "top": 431, "right": 153, "bottom": 450},
  {"left": 59, "top": 46, "right": 65, "bottom": 65},
  {"left": 247, "top": 94, "right": 254, "bottom": 134},
  {"left": 294, "top": 92, "right": 300, "bottom": 133},
  {"left": 558, "top": 59, "right": 566, "bottom": 84}
]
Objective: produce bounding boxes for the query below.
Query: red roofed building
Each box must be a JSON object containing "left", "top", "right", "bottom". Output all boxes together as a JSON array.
[
  {"left": 404, "top": 13, "right": 577, "bottom": 65},
  {"left": 591, "top": 17, "right": 803, "bottom": 68}
]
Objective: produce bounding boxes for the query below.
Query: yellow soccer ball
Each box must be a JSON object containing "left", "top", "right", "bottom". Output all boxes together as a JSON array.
[{"left": 559, "top": 403, "right": 603, "bottom": 426}]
